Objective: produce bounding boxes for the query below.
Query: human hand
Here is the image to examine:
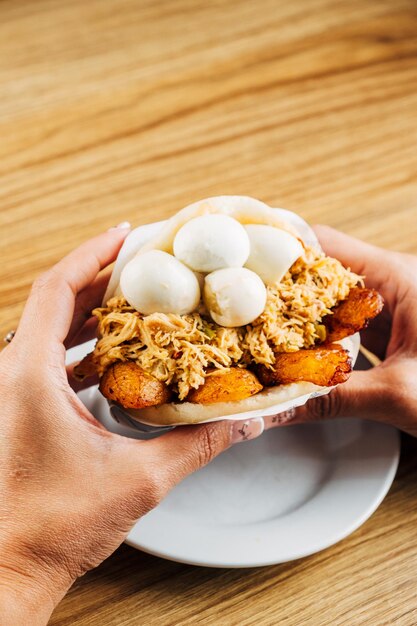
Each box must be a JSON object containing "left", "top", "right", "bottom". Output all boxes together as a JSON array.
[
  {"left": 0, "top": 226, "right": 263, "bottom": 625},
  {"left": 264, "top": 226, "right": 417, "bottom": 436}
]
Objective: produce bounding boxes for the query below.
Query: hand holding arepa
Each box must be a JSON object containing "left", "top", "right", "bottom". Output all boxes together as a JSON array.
[
  {"left": 0, "top": 224, "right": 260, "bottom": 625},
  {"left": 264, "top": 225, "right": 417, "bottom": 436}
]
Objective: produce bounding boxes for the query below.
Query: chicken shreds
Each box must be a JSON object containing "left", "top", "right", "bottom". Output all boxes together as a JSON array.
[
  {"left": 186, "top": 368, "right": 263, "bottom": 404},
  {"left": 75, "top": 246, "right": 385, "bottom": 406},
  {"left": 323, "top": 287, "right": 384, "bottom": 342},
  {"left": 78, "top": 245, "right": 363, "bottom": 398},
  {"left": 100, "top": 362, "right": 172, "bottom": 409},
  {"left": 255, "top": 344, "right": 352, "bottom": 388}
]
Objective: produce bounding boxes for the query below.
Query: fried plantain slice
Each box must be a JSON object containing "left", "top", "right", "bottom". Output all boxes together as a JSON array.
[
  {"left": 100, "top": 362, "right": 172, "bottom": 409},
  {"left": 186, "top": 368, "right": 263, "bottom": 404},
  {"left": 323, "top": 287, "right": 384, "bottom": 342},
  {"left": 255, "top": 344, "right": 352, "bottom": 387}
]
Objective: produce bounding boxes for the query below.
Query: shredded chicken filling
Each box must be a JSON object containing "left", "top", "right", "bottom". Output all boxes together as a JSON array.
[{"left": 89, "top": 246, "right": 361, "bottom": 399}]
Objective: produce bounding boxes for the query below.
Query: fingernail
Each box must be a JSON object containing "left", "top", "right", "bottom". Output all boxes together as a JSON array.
[
  {"left": 231, "top": 417, "right": 264, "bottom": 444},
  {"left": 108, "top": 221, "right": 131, "bottom": 231}
]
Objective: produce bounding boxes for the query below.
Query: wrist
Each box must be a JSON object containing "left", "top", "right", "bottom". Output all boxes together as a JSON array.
[
  {"left": 0, "top": 584, "right": 53, "bottom": 626},
  {"left": 0, "top": 557, "right": 72, "bottom": 625}
]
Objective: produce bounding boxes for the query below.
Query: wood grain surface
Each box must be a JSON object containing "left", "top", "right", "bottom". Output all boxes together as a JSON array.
[{"left": 1, "top": 0, "right": 417, "bottom": 624}]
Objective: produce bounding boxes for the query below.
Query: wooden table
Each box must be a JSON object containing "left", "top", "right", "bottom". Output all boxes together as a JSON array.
[{"left": 1, "top": 0, "right": 417, "bottom": 623}]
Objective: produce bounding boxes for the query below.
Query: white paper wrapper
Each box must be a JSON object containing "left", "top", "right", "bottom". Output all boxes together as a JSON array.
[{"left": 102, "top": 196, "right": 360, "bottom": 427}]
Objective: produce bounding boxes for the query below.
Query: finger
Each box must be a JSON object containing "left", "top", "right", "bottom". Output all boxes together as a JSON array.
[
  {"left": 64, "top": 269, "right": 111, "bottom": 348},
  {"left": 66, "top": 317, "right": 99, "bottom": 349},
  {"left": 116, "top": 418, "right": 264, "bottom": 505},
  {"left": 263, "top": 368, "right": 387, "bottom": 428},
  {"left": 16, "top": 226, "right": 130, "bottom": 347},
  {"left": 313, "top": 225, "right": 402, "bottom": 311},
  {"left": 66, "top": 362, "right": 99, "bottom": 393},
  {"left": 66, "top": 318, "right": 100, "bottom": 391},
  {"left": 359, "top": 308, "right": 392, "bottom": 360}
]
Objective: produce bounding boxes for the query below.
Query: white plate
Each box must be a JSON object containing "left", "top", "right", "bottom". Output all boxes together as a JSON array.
[{"left": 69, "top": 342, "right": 400, "bottom": 568}]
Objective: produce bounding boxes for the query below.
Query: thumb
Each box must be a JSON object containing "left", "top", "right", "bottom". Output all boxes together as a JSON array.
[
  {"left": 113, "top": 417, "right": 264, "bottom": 511},
  {"left": 313, "top": 225, "right": 403, "bottom": 311},
  {"left": 264, "top": 369, "right": 387, "bottom": 428}
]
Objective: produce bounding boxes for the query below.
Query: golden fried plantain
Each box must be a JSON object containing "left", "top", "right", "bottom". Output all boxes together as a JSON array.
[
  {"left": 323, "top": 287, "right": 384, "bottom": 342},
  {"left": 255, "top": 344, "right": 352, "bottom": 387},
  {"left": 186, "top": 368, "right": 263, "bottom": 404},
  {"left": 100, "top": 362, "right": 172, "bottom": 409}
]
